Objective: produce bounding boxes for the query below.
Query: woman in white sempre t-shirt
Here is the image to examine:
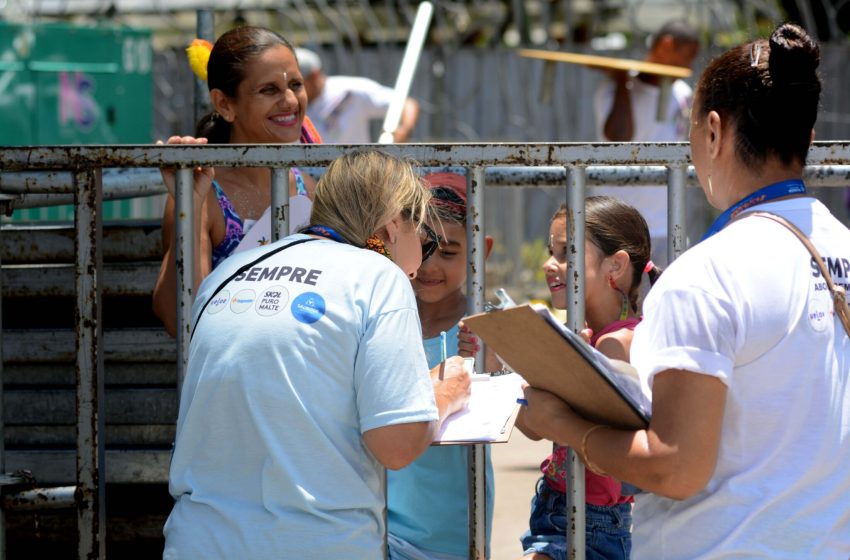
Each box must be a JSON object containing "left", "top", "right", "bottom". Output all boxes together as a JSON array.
[{"left": 519, "top": 23, "right": 850, "bottom": 559}]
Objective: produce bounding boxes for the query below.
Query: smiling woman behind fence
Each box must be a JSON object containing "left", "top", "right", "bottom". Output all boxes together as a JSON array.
[
  {"left": 519, "top": 23, "right": 850, "bottom": 559},
  {"left": 152, "top": 25, "right": 321, "bottom": 338}
]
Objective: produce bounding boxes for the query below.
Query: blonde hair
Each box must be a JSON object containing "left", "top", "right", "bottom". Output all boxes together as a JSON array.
[{"left": 309, "top": 150, "right": 430, "bottom": 246}]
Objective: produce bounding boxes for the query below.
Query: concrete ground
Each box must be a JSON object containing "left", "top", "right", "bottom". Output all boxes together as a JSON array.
[{"left": 490, "top": 432, "right": 553, "bottom": 559}]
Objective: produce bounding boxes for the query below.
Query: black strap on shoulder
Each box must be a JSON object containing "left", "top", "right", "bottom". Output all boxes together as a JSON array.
[{"left": 190, "top": 237, "right": 319, "bottom": 340}]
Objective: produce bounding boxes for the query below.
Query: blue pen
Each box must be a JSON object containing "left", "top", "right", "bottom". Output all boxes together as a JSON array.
[
  {"left": 516, "top": 398, "right": 529, "bottom": 407},
  {"left": 440, "top": 331, "right": 447, "bottom": 362}
]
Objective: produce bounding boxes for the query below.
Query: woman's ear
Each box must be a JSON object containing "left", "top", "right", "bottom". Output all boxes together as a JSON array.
[
  {"left": 210, "top": 89, "right": 235, "bottom": 123},
  {"left": 707, "top": 110, "right": 722, "bottom": 159},
  {"left": 379, "top": 216, "right": 400, "bottom": 246}
]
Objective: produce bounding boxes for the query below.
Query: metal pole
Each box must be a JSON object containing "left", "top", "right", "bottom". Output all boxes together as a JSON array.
[
  {"left": 175, "top": 168, "right": 194, "bottom": 395},
  {"left": 270, "top": 167, "right": 290, "bottom": 242},
  {"left": 466, "top": 167, "right": 487, "bottom": 560},
  {"left": 565, "top": 166, "right": 586, "bottom": 560},
  {"left": 666, "top": 165, "right": 687, "bottom": 263},
  {"left": 74, "top": 168, "right": 105, "bottom": 559},
  {"left": 194, "top": 9, "right": 214, "bottom": 126},
  {"left": 0, "top": 201, "right": 5, "bottom": 560}
]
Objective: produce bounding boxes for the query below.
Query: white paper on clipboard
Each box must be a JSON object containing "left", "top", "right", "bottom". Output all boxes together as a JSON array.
[
  {"left": 232, "top": 195, "right": 312, "bottom": 255},
  {"left": 434, "top": 372, "right": 525, "bottom": 444}
]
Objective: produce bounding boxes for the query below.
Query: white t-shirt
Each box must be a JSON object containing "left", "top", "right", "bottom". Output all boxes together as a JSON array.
[
  {"left": 306, "top": 75, "right": 395, "bottom": 143},
  {"left": 630, "top": 197, "right": 850, "bottom": 559},
  {"left": 592, "top": 78, "right": 693, "bottom": 242},
  {"left": 163, "top": 235, "right": 438, "bottom": 559}
]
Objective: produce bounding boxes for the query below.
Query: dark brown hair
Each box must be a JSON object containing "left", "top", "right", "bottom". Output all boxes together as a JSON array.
[
  {"left": 553, "top": 196, "right": 659, "bottom": 312},
  {"left": 650, "top": 19, "right": 699, "bottom": 50},
  {"left": 195, "top": 26, "right": 295, "bottom": 143},
  {"left": 694, "top": 23, "right": 821, "bottom": 169}
]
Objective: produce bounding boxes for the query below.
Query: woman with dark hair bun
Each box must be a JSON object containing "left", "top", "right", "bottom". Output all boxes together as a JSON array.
[
  {"left": 153, "top": 26, "right": 320, "bottom": 337},
  {"left": 520, "top": 23, "right": 850, "bottom": 558}
]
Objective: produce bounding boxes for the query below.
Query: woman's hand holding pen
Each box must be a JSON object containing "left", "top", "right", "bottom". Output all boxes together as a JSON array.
[{"left": 430, "top": 356, "right": 471, "bottom": 421}]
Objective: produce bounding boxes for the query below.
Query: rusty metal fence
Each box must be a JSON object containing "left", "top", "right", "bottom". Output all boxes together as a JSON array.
[{"left": 1, "top": 141, "right": 850, "bottom": 559}]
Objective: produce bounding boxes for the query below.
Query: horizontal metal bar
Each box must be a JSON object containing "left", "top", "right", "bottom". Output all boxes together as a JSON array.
[
  {"left": 5, "top": 388, "right": 176, "bottom": 425},
  {"left": 2, "top": 262, "right": 158, "bottom": 297},
  {"left": 2, "top": 362, "right": 176, "bottom": 387},
  {"left": 0, "top": 168, "right": 167, "bottom": 198},
  {"left": 1, "top": 223, "right": 162, "bottom": 263},
  {"left": 488, "top": 165, "right": 850, "bottom": 188},
  {"left": 6, "top": 449, "right": 171, "bottom": 485},
  {"left": 2, "top": 329, "right": 175, "bottom": 363},
  {"left": 0, "top": 475, "right": 26, "bottom": 487},
  {"left": 0, "top": 143, "right": 714, "bottom": 171},
  {"left": 5, "top": 425, "right": 175, "bottom": 448},
  {"left": 4, "top": 160, "right": 850, "bottom": 201},
  {"left": 3, "top": 486, "right": 79, "bottom": 511}
]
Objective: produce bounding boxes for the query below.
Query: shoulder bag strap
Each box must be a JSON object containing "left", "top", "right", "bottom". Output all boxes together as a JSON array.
[
  {"left": 738, "top": 210, "right": 850, "bottom": 337},
  {"left": 190, "top": 237, "right": 319, "bottom": 340}
]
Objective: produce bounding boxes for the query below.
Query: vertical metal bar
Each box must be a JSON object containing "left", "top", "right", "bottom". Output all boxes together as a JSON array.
[
  {"left": 466, "top": 167, "right": 487, "bottom": 560},
  {"left": 565, "top": 166, "right": 586, "bottom": 560},
  {"left": 175, "top": 168, "right": 194, "bottom": 396},
  {"left": 0, "top": 209, "right": 5, "bottom": 560},
  {"left": 75, "top": 168, "right": 104, "bottom": 559},
  {"left": 194, "top": 9, "right": 215, "bottom": 125},
  {"left": 270, "top": 167, "right": 290, "bottom": 242},
  {"left": 666, "top": 165, "right": 687, "bottom": 263}
]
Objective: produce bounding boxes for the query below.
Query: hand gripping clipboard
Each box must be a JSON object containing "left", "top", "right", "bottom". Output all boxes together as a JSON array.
[{"left": 463, "top": 304, "right": 651, "bottom": 430}]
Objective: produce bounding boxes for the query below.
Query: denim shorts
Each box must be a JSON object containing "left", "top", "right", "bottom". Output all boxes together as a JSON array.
[{"left": 520, "top": 478, "right": 632, "bottom": 560}]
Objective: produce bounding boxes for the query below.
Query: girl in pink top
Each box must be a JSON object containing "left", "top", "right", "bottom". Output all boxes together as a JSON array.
[{"left": 517, "top": 197, "right": 661, "bottom": 560}]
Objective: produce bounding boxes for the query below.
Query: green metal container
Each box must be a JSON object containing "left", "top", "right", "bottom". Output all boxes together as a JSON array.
[{"left": 0, "top": 21, "right": 155, "bottom": 221}]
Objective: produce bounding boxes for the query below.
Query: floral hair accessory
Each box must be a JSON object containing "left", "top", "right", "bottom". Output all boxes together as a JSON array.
[
  {"left": 186, "top": 39, "right": 213, "bottom": 82},
  {"left": 366, "top": 235, "right": 392, "bottom": 260}
]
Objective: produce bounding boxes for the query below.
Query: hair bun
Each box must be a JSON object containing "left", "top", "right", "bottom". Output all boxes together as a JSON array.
[{"left": 768, "top": 23, "right": 820, "bottom": 86}]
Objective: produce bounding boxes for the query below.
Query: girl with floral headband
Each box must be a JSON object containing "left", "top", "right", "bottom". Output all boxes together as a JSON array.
[{"left": 153, "top": 26, "right": 321, "bottom": 337}]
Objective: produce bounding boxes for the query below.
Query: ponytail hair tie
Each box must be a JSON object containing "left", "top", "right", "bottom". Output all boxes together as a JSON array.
[
  {"left": 186, "top": 39, "right": 213, "bottom": 82},
  {"left": 643, "top": 260, "right": 655, "bottom": 274}
]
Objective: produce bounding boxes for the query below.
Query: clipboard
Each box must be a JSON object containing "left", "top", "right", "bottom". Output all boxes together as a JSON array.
[
  {"left": 433, "top": 372, "right": 524, "bottom": 446},
  {"left": 463, "top": 304, "right": 651, "bottom": 430}
]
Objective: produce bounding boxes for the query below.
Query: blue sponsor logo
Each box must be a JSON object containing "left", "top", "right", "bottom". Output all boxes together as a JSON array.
[
  {"left": 291, "top": 292, "right": 325, "bottom": 324},
  {"left": 206, "top": 289, "right": 230, "bottom": 314}
]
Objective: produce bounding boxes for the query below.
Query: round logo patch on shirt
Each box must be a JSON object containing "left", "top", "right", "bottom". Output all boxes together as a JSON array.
[
  {"left": 807, "top": 292, "right": 830, "bottom": 332},
  {"left": 206, "top": 289, "right": 230, "bottom": 314},
  {"left": 256, "top": 285, "right": 289, "bottom": 317},
  {"left": 230, "top": 289, "right": 256, "bottom": 314},
  {"left": 291, "top": 292, "right": 325, "bottom": 324}
]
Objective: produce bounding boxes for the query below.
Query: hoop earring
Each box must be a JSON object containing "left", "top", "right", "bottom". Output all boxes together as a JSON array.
[{"left": 707, "top": 173, "right": 714, "bottom": 197}]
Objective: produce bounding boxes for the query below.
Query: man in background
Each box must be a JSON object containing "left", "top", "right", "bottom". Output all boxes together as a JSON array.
[
  {"left": 592, "top": 19, "right": 701, "bottom": 265},
  {"left": 296, "top": 47, "right": 420, "bottom": 143}
]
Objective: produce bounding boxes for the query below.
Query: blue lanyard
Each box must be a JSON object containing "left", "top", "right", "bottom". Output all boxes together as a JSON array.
[
  {"left": 701, "top": 179, "right": 806, "bottom": 241},
  {"left": 302, "top": 225, "right": 347, "bottom": 244}
]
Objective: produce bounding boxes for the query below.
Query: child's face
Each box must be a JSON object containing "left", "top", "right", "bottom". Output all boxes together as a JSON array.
[
  {"left": 412, "top": 220, "right": 467, "bottom": 304},
  {"left": 543, "top": 217, "right": 568, "bottom": 310},
  {"left": 543, "top": 216, "right": 607, "bottom": 311}
]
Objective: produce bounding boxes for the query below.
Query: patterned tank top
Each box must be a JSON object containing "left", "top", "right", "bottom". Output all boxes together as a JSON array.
[{"left": 210, "top": 169, "right": 308, "bottom": 269}]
